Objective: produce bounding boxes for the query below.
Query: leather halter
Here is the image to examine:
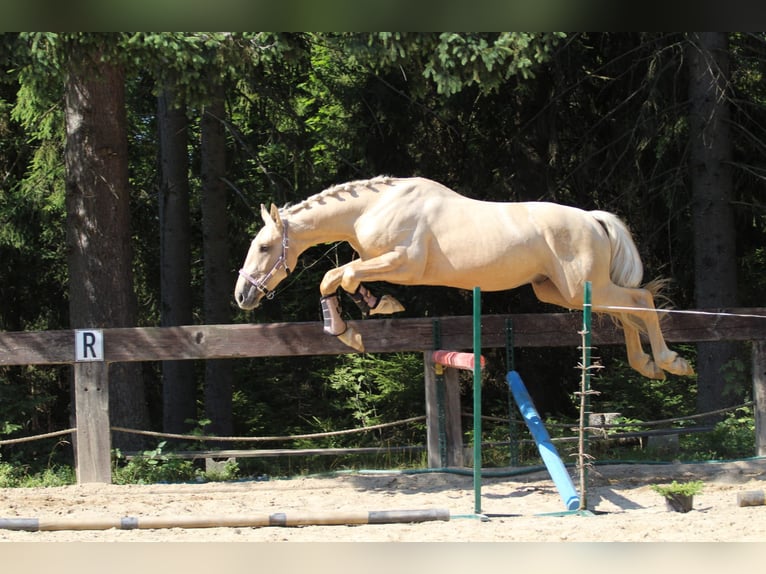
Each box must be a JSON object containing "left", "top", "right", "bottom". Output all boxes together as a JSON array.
[{"left": 238, "top": 220, "right": 290, "bottom": 300}]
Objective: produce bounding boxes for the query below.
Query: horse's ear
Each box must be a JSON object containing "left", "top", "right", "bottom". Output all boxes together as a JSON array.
[
  {"left": 269, "top": 203, "right": 283, "bottom": 230},
  {"left": 260, "top": 203, "right": 272, "bottom": 227},
  {"left": 260, "top": 203, "right": 283, "bottom": 230}
]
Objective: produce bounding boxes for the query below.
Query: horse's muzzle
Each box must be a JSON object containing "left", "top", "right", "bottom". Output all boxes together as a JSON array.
[{"left": 235, "top": 281, "right": 262, "bottom": 311}]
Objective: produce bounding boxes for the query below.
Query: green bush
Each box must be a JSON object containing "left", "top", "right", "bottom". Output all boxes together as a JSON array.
[
  {"left": 0, "top": 461, "right": 74, "bottom": 487},
  {"left": 112, "top": 441, "right": 199, "bottom": 485},
  {"left": 111, "top": 441, "right": 242, "bottom": 485},
  {"left": 680, "top": 408, "right": 755, "bottom": 460},
  {"left": 651, "top": 480, "right": 704, "bottom": 497}
]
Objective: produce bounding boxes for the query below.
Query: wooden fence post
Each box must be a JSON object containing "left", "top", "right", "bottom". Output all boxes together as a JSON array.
[
  {"left": 74, "top": 362, "right": 112, "bottom": 483},
  {"left": 753, "top": 341, "right": 766, "bottom": 457},
  {"left": 423, "top": 352, "right": 464, "bottom": 468}
]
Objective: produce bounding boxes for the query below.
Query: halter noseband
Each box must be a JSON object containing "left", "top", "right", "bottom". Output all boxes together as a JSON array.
[{"left": 238, "top": 220, "right": 290, "bottom": 300}]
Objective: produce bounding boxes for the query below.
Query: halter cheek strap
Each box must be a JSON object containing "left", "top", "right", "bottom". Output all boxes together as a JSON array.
[{"left": 239, "top": 220, "right": 290, "bottom": 300}]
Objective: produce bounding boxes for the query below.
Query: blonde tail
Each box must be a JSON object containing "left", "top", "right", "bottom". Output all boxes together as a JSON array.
[
  {"left": 590, "top": 211, "right": 671, "bottom": 332},
  {"left": 590, "top": 210, "right": 643, "bottom": 288}
]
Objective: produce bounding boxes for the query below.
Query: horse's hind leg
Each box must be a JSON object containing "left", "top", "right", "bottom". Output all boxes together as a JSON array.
[
  {"left": 532, "top": 278, "right": 693, "bottom": 379},
  {"left": 532, "top": 279, "right": 658, "bottom": 377},
  {"left": 594, "top": 284, "right": 694, "bottom": 378},
  {"left": 620, "top": 320, "right": 666, "bottom": 379}
]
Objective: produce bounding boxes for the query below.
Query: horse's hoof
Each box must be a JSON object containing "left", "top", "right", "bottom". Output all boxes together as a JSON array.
[
  {"left": 664, "top": 357, "right": 695, "bottom": 377},
  {"left": 370, "top": 295, "right": 405, "bottom": 315},
  {"left": 643, "top": 365, "right": 666, "bottom": 380},
  {"left": 337, "top": 327, "right": 365, "bottom": 352},
  {"left": 634, "top": 358, "right": 666, "bottom": 380},
  {"left": 629, "top": 353, "right": 666, "bottom": 380}
]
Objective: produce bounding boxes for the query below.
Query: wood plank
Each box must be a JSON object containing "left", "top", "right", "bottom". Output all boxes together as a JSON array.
[
  {"left": 2, "top": 308, "right": 765, "bottom": 365},
  {"left": 122, "top": 446, "right": 426, "bottom": 459},
  {"left": 0, "top": 329, "right": 74, "bottom": 365},
  {"left": 659, "top": 308, "right": 766, "bottom": 343}
]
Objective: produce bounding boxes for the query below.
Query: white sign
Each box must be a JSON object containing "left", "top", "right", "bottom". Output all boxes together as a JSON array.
[{"left": 75, "top": 329, "right": 104, "bottom": 362}]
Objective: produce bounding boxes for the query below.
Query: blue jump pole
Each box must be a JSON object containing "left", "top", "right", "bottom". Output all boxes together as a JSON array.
[{"left": 506, "top": 370, "right": 580, "bottom": 511}]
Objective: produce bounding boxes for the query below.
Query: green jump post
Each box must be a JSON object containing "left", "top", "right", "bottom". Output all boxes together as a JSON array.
[
  {"left": 580, "top": 281, "right": 592, "bottom": 511},
  {"left": 473, "top": 286, "right": 482, "bottom": 514}
]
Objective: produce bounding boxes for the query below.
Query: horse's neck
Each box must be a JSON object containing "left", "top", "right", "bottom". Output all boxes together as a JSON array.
[
  {"left": 286, "top": 177, "right": 390, "bottom": 255},
  {"left": 288, "top": 202, "right": 364, "bottom": 253}
]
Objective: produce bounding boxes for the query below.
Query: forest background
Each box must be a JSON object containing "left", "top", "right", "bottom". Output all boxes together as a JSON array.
[{"left": 0, "top": 32, "right": 764, "bottom": 479}]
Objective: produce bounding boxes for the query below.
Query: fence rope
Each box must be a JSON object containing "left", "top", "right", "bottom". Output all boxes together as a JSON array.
[
  {"left": 474, "top": 401, "right": 752, "bottom": 428},
  {"left": 0, "top": 428, "right": 76, "bottom": 447},
  {"left": 111, "top": 415, "right": 426, "bottom": 443},
  {"left": 593, "top": 305, "right": 766, "bottom": 320},
  {"left": 3, "top": 401, "right": 750, "bottom": 449},
  {"left": 583, "top": 401, "right": 754, "bottom": 428},
  {"left": 1, "top": 401, "right": 752, "bottom": 449}
]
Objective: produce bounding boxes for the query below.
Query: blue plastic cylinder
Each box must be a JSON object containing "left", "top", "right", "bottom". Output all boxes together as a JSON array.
[{"left": 507, "top": 370, "right": 580, "bottom": 511}]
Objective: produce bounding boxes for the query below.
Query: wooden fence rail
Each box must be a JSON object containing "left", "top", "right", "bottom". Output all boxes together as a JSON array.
[{"left": 2, "top": 308, "right": 765, "bottom": 483}]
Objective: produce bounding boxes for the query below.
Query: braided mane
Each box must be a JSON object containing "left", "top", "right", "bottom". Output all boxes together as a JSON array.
[{"left": 286, "top": 176, "right": 393, "bottom": 214}]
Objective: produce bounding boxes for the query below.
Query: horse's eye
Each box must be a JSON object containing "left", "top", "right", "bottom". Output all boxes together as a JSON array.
[{"left": 259, "top": 244, "right": 270, "bottom": 253}]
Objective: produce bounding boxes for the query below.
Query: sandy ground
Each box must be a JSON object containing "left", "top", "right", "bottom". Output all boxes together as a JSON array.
[{"left": 1, "top": 459, "right": 765, "bottom": 543}]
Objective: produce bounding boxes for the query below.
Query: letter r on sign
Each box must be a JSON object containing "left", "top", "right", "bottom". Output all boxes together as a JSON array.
[{"left": 75, "top": 329, "right": 104, "bottom": 362}]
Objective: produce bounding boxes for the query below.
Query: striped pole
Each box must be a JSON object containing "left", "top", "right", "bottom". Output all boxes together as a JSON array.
[
  {"left": 0, "top": 508, "right": 450, "bottom": 531},
  {"left": 431, "top": 350, "right": 486, "bottom": 371}
]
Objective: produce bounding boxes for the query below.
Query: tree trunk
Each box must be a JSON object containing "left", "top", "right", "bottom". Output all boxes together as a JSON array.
[
  {"left": 64, "top": 49, "right": 149, "bottom": 450},
  {"left": 157, "top": 86, "right": 196, "bottom": 433},
  {"left": 687, "top": 32, "right": 739, "bottom": 417},
  {"left": 201, "top": 82, "right": 234, "bottom": 437}
]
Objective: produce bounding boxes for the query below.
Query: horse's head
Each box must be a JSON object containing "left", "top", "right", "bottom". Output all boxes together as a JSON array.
[{"left": 235, "top": 203, "right": 291, "bottom": 310}]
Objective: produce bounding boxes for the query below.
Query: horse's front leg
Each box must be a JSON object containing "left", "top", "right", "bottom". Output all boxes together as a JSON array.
[
  {"left": 349, "top": 284, "right": 405, "bottom": 317},
  {"left": 319, "top": 266, "right": 365, "bottom": 352},
  {"left": 319, "top": 249, "right": 409, "bottom": 352}
]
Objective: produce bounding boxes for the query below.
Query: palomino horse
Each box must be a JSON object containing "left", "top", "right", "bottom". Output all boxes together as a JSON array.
[{"left": 235, "top": 176, "right": 693, "bottom": 380}]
